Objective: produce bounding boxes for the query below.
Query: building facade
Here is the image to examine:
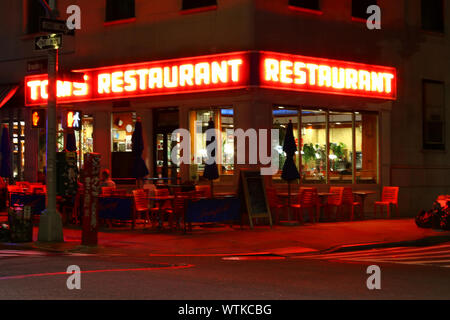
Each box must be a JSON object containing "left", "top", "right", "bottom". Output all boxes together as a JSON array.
[{"left": 0, "top": 0, "right": 448, "bottom": 216}]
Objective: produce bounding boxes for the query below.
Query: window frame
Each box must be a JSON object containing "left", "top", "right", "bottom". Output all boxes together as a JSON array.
[
  {"left": 288, "top": 0, "right": 321, "bottom": 14},
  {"left": 422, "top": 79, "right": 446, "bottom": 151},
  {"left": 272, "top": 106, "right": 380, "bottom": 185},
  {"left": 25, "top": 0, "right": 47, "bottom": 34},
  {"left": 351, "top": 0, "right": 378, "bottom": 20},
  {"left": 181, "top": 0, "right": 218, "bottom": 12},
  {"left": 420, "top": 0, "right": 445, "bottom": 34},
  {"left": 105, "top": 0, "right": 136, "bottom": 23}
]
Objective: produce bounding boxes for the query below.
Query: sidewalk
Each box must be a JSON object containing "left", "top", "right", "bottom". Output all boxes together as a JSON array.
[{"left": 2, "top": 218, "right": 450, "bottom": 257}]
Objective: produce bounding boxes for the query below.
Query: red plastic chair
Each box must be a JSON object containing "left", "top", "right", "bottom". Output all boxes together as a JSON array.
[
  {"left": 342, "top": 187, "right": 362, "bottom": 221},
  {"left": 374, "top": 187, "right": 399, "bottom": 218},
  {"left": 132, "top": 189, "right": 150, "bottom": 227},
  {"left": 266, "top": 187, "right": 284, "bottom": 224},
  {"left": 290, "top": 187, "right": 318, "bottom": 223},
  {"left": 101, "top": 186, "right": 115, "bottom": 196},
  {"left": 326, "top": 187, "right": 344, "bottom": 221},
  {"left": 195, "top": 185, "right": 212, "bottom": 198}
]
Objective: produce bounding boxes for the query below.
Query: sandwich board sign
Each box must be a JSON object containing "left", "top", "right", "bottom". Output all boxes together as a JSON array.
[{"left": 238, "top": 169, "right": 272, "bottom": 228}]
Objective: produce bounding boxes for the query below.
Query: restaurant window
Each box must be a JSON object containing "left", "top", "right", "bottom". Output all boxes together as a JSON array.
[
  {"left": 352, "top": 0, "right": 377, "bottom": 19},
  {"left": 301, "top": 109, "right": 326, "bottom": 184},
  {"left": 423, "top": 80, "right": 445, "bottom": 150},
  {"left": 111, "top": 112, "right": 136, "bottom": 152},
  {"left": 329, "top": 112, "right": 353, "bottom": 184},
  {"left": 273, "top": 107, "right": 300, "bottom": 182},
  {"left": 111, "top": 112, "right": 136, "bottom": 179},
  {"left": 421, "top": 0, "right": 444, "bottom": 33},
  {"left": 57, "top": 121, "right": 65, "bottom": 152},
  {"left": 105, "top": 0, "right": 135, "bottom": 22},
  {"left": 273, "top": 108, "right": 379, "bottom": 184},
  {"left": 189, "top": 108, "right": 234, "bottom": 182},
  {"left": 182, "top": 0, "right": 217, "bottom": 11},
  {"left": 75, "top": 115, "right": 94, "bottom": 166},
  {"left": 288, "top": 0, "right": 320, "bottom": 11},
  {"left": 26, "top": 0, "right": 47, "bottom": 34},
  {"left": 10, "top": 122, "right": 25, "bottom": 180},
  {"left": 355, "top": 112, "right": 378, "bottom": 183}
]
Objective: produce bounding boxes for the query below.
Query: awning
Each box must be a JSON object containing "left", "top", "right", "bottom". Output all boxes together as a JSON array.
[{"left": 0, "top": 84, "right": 19, "bottom": 109}]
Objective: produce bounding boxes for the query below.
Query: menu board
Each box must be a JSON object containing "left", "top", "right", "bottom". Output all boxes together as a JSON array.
[{"left": 238, "top": 169, "right": 272, "bottom": 228}]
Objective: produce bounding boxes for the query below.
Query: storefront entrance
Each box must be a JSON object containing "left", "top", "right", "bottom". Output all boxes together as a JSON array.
[{"left": 153, "top": 109, "right": 179, "bottom": 183}]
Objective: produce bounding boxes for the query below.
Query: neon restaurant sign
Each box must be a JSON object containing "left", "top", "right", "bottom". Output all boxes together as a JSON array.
[{"left": 24, "top": 51, "right": 396, "bottom": 106}]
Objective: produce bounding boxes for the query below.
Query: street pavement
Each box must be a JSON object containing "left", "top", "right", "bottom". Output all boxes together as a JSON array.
[
  {"left": 0, "top": 218, "right": 449, "bottom": 300},
  {"left": 20, "top": 218, "right": 450, "bottom": 257},
  {"left": 295, "top": 243, "right": 450, "bottom": 268}
]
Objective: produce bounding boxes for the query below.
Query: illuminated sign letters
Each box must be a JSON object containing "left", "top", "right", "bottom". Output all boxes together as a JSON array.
[
  {"left": 24, "top": 51, "right": 396, "bottom": 106},
  {"left": 259, "top": 52, "right": 396, "bottom": 100}
]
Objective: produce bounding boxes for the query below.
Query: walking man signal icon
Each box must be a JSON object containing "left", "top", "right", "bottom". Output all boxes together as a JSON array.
[{"left": 67, "top": 111, "right": 82, "bottom": 130}]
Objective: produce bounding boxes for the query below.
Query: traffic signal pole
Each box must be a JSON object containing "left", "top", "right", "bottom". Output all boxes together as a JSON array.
[{"left": 38, "top": 0, "right": 64, "bottom": 242}]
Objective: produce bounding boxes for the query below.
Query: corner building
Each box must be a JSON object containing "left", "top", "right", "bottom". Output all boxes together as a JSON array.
[{"left": 0, "top": 0, "right": 449, "bottom": 217}]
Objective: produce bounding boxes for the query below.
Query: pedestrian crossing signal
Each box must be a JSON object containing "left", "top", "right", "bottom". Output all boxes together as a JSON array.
[
  {"left": 66, "top": 110, "right": 82, "bottom": 130},
  {"left": 31, "top": 109, "right": 46, "bottom": 128}
]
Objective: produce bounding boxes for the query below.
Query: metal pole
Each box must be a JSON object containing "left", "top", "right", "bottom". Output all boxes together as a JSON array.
[{"left": 38, "top": 0, "right": 63, "bottom": 242}]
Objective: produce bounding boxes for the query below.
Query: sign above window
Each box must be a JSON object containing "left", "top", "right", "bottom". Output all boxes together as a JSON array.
[
  {"left": 259, "top": 51, "right": 396, "bottom": 100},
  {"left": 24, "top": 51, "right": 396, "bottom": 106}
]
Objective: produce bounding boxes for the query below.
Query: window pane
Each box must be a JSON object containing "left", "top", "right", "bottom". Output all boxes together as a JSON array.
[
  {"left": 182, "top": 0, "right": 217, "bottom": 11},
  {"left": 106, "top": 0, "right": 135, "bottom": 21},
  {"left": 421, "top": 0, "right": 444, "bottom": 32},
  {"left": 289, "top": 0, "right": 320, "bottom": 11},
  {"left": 329, "top": 111, "right": 353, "bottom": 184},
  {"left": 273, "top": 107, "right": 300, "bottom": 183},
  {"left": 355, "top": 113, "right": 378, "bottom": 184},
  {"left": 27, "top": 0, "right": 46, "bottom": 34},
  {"left": 111, "top": 112, "right": 136, "bottom": 152},
  {"left": 191, "top": 108, "right": 234, "bottom": 181},
  {"left": 76, "top": 115, "right": 94, "bottom": 166},
  {"left": 352, "top": 0, "right": 377, "bottom": 19},
  {"left": 423, "top": 81, "right": 445, "bottom": 150},
  {"left": 301, "top": 109, "right": 326, "bottom": 184}
]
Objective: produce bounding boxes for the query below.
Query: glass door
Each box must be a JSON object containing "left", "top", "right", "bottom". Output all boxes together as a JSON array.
[{"left": 155, "top": 130, "right": 179, "bottom": 183}]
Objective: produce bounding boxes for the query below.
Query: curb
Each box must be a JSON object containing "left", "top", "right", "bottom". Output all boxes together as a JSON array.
[{"left": 321, "top": 235, "right": 450, "bottom": 254}]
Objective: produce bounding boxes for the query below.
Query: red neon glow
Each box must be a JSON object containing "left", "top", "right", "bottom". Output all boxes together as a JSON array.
[
  {"left": 24, "top": 52, "right": 249, "bottom": 106},
  {"left": 24, "top": 51, "right": 397, "bottom": 106},
  {"left": 32, "top": 111, "right": 40, "bottom": 126},
  {"left": 260, "top": 51, "right": 396, "bottom": 100}
]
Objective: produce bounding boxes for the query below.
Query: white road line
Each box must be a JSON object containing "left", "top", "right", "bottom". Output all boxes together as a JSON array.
[
  {"left": 0, "top": 250, "right": 47, "bottom": 255},
  {"left": 364, "top": 252, "right": 450, "bottom": 261},
  {"left": 300, "top": 244, "right": 450, "bottom": 260}
]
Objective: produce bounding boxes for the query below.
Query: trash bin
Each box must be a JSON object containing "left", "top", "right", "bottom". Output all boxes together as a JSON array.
[{"left": 8, "top": 205, "right": 33, "bottom": 242}]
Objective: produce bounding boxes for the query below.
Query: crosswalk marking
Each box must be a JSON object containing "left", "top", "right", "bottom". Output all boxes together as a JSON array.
[
  {"left": 0, "top": 250, "right": 49, "bottom": 258},
  {"left": 296, "top": 243, "right": 450, "bottom": 268}
]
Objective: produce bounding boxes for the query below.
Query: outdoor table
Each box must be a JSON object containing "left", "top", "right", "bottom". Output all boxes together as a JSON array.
[
  {"left": 166, "top": 184, "right": 196, "bottom": 194},
  {"left": 317, "top": 192, "right": 333, "bottom": 221},
  {"left": 10, "top": 193, "right": 46, "bottom": 215},
  {"left": 277, "top": 193, "right": 300, "bottom": 225},
  {"left": 98, "top": 195, "right": 135, "bottom": 228},
  {"left": 214, "top": 192, "right": 237, "bottom": 199},
  {"left": 353, "top": 190, "right": 377, "bottom": 219},
  {"left": 148, "top": 195, "right": 175, "bottom": 229}
]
